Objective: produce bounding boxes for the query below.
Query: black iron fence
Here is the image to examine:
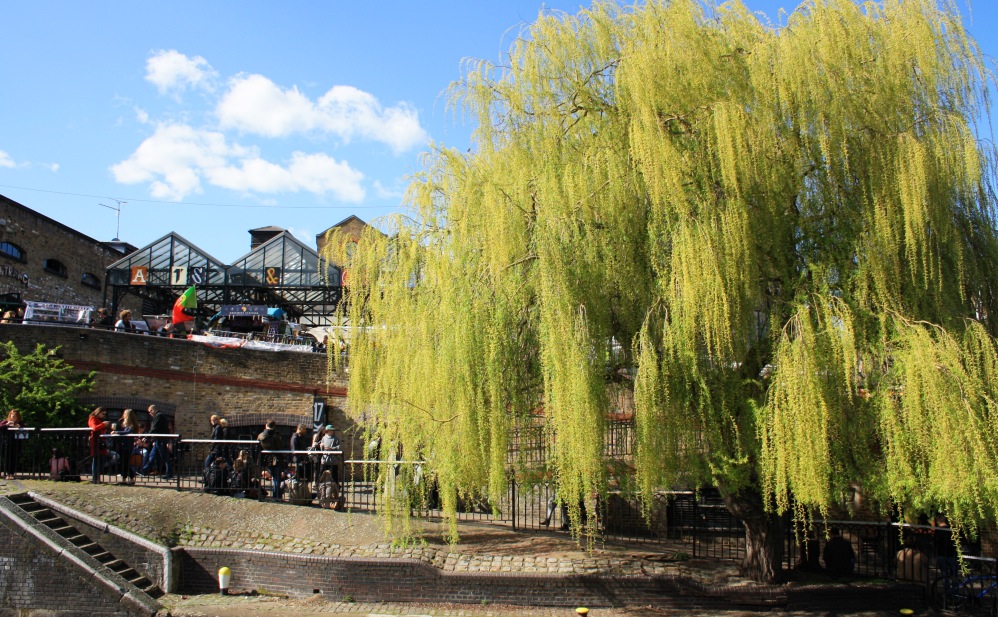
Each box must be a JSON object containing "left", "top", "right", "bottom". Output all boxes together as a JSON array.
[{"left": 5, "top": 424, "right": 998, "bottom": 604}]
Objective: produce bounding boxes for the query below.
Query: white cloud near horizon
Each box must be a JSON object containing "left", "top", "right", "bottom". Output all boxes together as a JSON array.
[
  {"left": 110, "top": 123, "right": 365, "bottom": 202},
  {"left": 146, "top": 50, "right": 217, "bottom": 95},
  {"left": 0, "top": 151, "right": 15, "bottom": 168},
  {"left": 217, "top": 75, "right": 428, "bottom": 153}
]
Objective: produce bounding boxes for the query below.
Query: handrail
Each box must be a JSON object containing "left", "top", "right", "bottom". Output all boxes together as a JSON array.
[
  {"left": 261, "top": 450, "right": 342, "bottom": 455},
  {"left": 170, "top": 439, "right": 257, "bottom": 444},
  {"left": 98, "top": 433, "right": 180, "bottom": 439}
]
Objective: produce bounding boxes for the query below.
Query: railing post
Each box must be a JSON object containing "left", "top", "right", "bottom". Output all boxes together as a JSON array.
[
  {"left": 174, "top": 437, "right": 181, "bottom": 490},
  {"left": 510, "top": 473, "right": 517, "bottom": 530},
  {"left": 92, "top": 444, "right": 100, "bottom": 484}
]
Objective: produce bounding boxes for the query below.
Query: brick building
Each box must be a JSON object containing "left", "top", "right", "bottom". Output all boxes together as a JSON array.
[{"left": 0, "top": 193, "right": 138, "bottom": 312}]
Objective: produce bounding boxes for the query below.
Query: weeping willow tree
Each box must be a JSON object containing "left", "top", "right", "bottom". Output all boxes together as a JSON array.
[{"left": 325, "top": 0, "right": 998, "bottom": 582}]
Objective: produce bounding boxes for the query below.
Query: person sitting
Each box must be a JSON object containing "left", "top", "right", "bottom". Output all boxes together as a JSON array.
[
  {"left": 204, "top": 456, "right": 230, "bottom": 495},
  {"left": 316, "top": 469, "right": 342, "bottom": 510},
  {"left": 50, "top": 448, "right": 73, "bottom": 481},
  {"left": 230, "top": 450, "right": 250, "bottom": 497},
  {"left": 896, "top": 533, "right": 928, "bottom": 583},
  {"left": 823, "top": 528, "right": 856, "bottom": 579},
  {"left": 796, "top": 529, "right": 823, "bottom": 572}
]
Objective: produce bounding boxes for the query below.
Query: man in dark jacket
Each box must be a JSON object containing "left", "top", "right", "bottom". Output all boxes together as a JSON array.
[
  {"left": 257, "top": 420, "right": 284, "bottom": 500},
  {"left": 289, "top": 424, "right": 310, "bottom": 482},
  {"left": 139, "top": 405, "right": 173, "bottom": 480},
  {"left": 205, "top": 414, "right": 223, "bottom": 474}
]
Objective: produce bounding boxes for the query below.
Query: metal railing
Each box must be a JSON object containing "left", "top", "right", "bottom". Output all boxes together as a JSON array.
[{"left": 7, "top": 425, "right": 997, "bottom": 593}]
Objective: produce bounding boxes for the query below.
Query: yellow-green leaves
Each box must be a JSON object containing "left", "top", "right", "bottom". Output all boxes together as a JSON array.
[{"left": 326, "top": 0, "right": 998, "bottom": 549}]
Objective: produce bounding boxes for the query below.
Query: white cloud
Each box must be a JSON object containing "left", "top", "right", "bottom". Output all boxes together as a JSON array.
[
  {"left": 146, "top": 50, "right": 217, "bottom": 95},
  {"left": 110, "top": 123, "right": 365, "bottom": 202},
  {"left": 217, "top": 75, "right": 428, "bottom": 153},
  {"left": 134, "top": 107, "right": 151, "bottom": 124},
  {"left": 47, "top": 163, "right": 60, "bottom": 172},
  {"left": 206, "top": 152, "right": 364, "bottom": 201},
  {"left": 373, "top": 180, "right": 404, "bottom": 200},
  {"left": 0, "top": 151, "right": 14, "bottom": 168}
]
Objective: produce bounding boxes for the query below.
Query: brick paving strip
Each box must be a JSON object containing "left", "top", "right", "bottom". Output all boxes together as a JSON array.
[
  {"left": 0, "top": 479, "right": 922, "bottom": 616},
  {"left": 3, "top": 478, "right": 715, "bottom": 579}
]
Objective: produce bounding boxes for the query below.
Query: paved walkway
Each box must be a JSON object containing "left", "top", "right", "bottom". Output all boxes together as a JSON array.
[
  {"left": 1, "top": 478, "right": 926, "bottom": 617},
  {"left": 159, "top": 593, "right": 912, "bottom": 617}
]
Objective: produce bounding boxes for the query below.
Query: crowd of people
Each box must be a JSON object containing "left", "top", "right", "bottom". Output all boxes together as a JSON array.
[
  {"left": 86, "top": 404, "right": 173, "bottom": 482},
  {"left": 245, "top": 419, "right": 343, "bottom": 508}
]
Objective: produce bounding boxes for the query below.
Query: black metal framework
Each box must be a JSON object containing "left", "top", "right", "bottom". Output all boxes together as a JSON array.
[{"left": 105, "top": 231, "right": 342, "bottom": 327}]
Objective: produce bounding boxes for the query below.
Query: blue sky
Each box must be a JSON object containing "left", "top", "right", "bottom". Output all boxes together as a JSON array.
[{"left": 0, "top": 0, "right": 995, "bottom": 264}]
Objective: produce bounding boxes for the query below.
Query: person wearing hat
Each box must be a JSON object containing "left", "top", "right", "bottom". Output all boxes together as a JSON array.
[{"left": 319, "top": 424, "right": 342, "bottom": 491}]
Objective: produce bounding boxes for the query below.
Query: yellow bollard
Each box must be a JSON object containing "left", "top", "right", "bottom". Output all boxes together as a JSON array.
[
  {"left": 218, "top": 566, "right": 231, "bottom": 595},
  {"left": 576, "top": 608, "right": 589, "bottom": 616}
]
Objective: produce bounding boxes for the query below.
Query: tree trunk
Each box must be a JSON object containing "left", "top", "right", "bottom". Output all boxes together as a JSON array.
[{"left": 719, "top": 486, "right": 786, "bottom": 584}]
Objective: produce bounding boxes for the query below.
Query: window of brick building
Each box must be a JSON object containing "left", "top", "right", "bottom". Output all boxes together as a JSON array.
[
  {"left": 44, "top": 258, "right": 68, "bottom": 278},
  {"left": 81, "top": 272, "right": 101, "bottom": 290},
  {"left": 0, "top": 241, "right": 25, "bottom": 263}
]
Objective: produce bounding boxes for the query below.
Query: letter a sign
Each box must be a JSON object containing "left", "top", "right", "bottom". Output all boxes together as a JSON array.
[{"left": 130, "top": 266, "right": 148, "bottom": 286}]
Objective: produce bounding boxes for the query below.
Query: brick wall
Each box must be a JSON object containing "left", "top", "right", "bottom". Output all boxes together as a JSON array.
[
  {"left": 0, "top": 194, "right": 139, "bottom": 315},
  {"left": 0, "top": 515, "right": 132, "bottom": 615},
  {"left": 0, "top": 324, "right": 362, "bottom": 455},
  {"left": 176, "top": 547, "right": 923, "bottom": 611},
  {"left": 0, "top": 498, "right": 155, "bottom": 616}
]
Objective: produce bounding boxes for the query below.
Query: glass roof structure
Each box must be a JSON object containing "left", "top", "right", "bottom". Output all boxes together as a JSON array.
[{"left": 106, "top": 231, "right": 341, "bottom": 328}]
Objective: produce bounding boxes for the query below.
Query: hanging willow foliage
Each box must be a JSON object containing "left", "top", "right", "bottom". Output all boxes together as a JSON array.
[{"left": 323, "top": 0, "right": 998, "bottom": 576}]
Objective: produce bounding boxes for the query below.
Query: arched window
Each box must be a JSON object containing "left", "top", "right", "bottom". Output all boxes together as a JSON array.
[
  {"left": 44, "top": 258, "right": 68, "bottom": 278},
  {"left": 81, "top": 272, "right": 101, "bottom": 290},
  {"left": 0, "top": 241, "right": 25, "bottom": 263}
]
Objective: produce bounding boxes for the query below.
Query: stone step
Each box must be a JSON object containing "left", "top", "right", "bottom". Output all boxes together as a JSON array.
[
  {"left": 34, "top": 512, "right": 61, "bottom": 524},
  {"left": 8, "top": 493, "right": 162, "bottom": 601}
]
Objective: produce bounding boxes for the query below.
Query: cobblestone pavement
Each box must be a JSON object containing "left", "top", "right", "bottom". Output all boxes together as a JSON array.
[
  {"left": 2, "top": 479, "right": 926, "bottom": 617},
  {"left": 6, "top": 479, "right": 739, "bottom": 580},
  {"left": 159, "top": 592, "right": 918, "bottom": 617}
]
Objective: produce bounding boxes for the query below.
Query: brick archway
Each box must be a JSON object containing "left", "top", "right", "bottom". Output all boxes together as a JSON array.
[
  {"left": 78, "top": 396, "right": 176, "bottom": 416},
  {"left": 223, "top": 412, "right": 310, "bottom": 429}
]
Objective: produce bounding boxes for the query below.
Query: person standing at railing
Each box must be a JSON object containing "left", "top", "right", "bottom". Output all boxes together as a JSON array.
[
  {"left": 87, "top": 407, "right": 114, "bottom": 480},
  {"left": 94, "top": 307, "right": 113, "bottom": 330},
  {"left": 205, "top": 415, "right": 223, "bottom": 474},
  {"left": 319, "top": 425, "right": 342, "bottom": 508},
  {"left": 139, "top": 405, "right": 173, "bottom": 480},
  {"left": 218, "top": 418, "right": 232, "bottom": 464},
  {"left": 114, "top": 309, "right": 134, "bottom": 333},
  {"left": 257, "top": 420, "right": 284, "bottom": 501},
  {"left": 0, "top": 409, "right": 25, "bottom": 479},
  {"left": 290, "top": 424, "right": 309, "bottom": 481},
  {"left": 113, "top": 408, "right": 140, "bottom": 485}
]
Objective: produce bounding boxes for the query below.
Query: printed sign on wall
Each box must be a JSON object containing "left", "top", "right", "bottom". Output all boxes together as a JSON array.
[
  {"left": 170, "top": 266, "right": 187, "bottom": 286},
  {"left": 130, "top": 266, "right": 148, "bottom": 286},
  {"left": 312, "top": 399, "right": 326, "bottom": 433},
  {"left": 191, "top": 266, "right": 206, "bottom": 285}
]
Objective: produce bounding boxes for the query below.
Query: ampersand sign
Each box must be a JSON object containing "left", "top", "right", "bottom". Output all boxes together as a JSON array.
[{"left": 265, "top": 267, "right": 281, "bottom": 285}]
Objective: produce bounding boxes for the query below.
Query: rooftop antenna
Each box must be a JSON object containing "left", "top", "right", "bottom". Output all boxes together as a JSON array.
[{"left": 98, "top": 199, "right": 127, "bottom": 241}]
